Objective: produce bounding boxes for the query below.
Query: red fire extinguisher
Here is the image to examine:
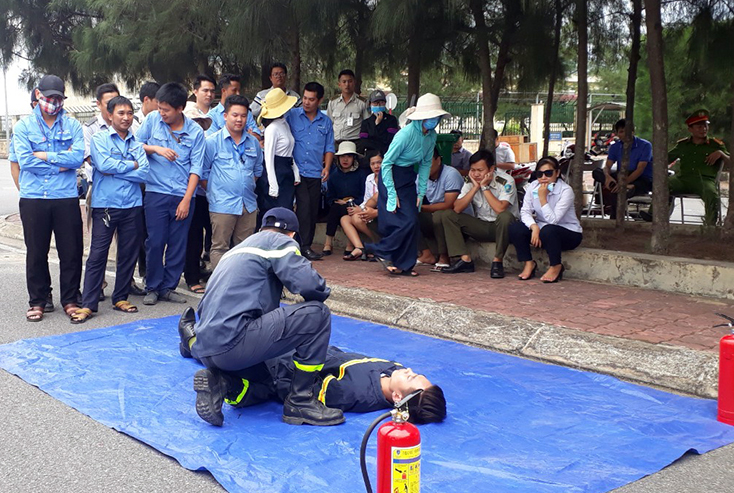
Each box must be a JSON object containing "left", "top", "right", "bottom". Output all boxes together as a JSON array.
[
  {"left": 361, "top": 390, "right": 423, "bottom": 493},
  {"left": 717, "top": 313, "right": 734, "bottom": 425}
]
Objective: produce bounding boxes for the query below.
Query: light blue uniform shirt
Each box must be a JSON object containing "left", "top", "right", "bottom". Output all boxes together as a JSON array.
[
  {"left": 285, "top": 107, "right": 335, "bottom": 179},
  {"left": 209, "top": 103, "right": 261, "bottom": 136},
  {"left": 134, "top": 111, "right": 205, "bottom": 197},
  {"left": 423, "top": 164, "right": 465, "bottom": 204},
  {"left": 203, "top": 128, "right": 263, "bottom": 215},
  {"left": 381, "top": 120, "right": 436, "bottom": 212},
  {"left": 89, "top": 126, "right": 149, "bottom": 209},
  {"left": 14, "top": 106, "right": 84, "bottom": 199},
  {"left": 8, "top": 139, "right": 16, "bottom": 162}
]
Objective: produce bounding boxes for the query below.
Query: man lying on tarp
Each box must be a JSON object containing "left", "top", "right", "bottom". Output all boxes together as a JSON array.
[{"left": 179, "top": 330, "right": 447, "bottom": 425}]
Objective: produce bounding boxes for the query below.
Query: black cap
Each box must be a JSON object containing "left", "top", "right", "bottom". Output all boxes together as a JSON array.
[
  {"left": 261, "top": 207, "right": 300, "bottom": 233},
  {"left": 369, "top": 90, "right": 387, "bottom": 103},
  {"left": 37, "top": 75, "right": 66, "bottom": 99}
]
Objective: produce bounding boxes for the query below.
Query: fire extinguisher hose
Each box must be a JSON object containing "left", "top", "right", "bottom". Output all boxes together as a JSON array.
[{"left": 360, "top": 411, "right": 392, "bottom": 493}]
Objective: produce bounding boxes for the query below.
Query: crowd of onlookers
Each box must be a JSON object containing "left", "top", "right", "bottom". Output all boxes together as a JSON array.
[{"left": 8, "top": 61, "right": 730, "bottom": 323}]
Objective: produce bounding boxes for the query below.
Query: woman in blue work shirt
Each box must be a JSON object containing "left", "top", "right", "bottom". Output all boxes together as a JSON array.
[
  {"left": 365, "top": 94, "right": 449, "bottom": 276},
  {"left": 509, "top": 156, "right": 583, "bottom": 283}
]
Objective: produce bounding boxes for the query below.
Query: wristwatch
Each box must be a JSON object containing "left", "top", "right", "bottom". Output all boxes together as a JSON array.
[{"left": 481, "top": 185, "right": 491, "bottom": 191}]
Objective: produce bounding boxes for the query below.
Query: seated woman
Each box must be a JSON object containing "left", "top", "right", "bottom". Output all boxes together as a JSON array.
[
  {"left": 341, "top": 151, "right": 382, "bottom": 261},
  {"left": 508, "top": 156, "right": 583, "bottom": 283},
  {"left": 322, "top": 141, "right": 367, "bottom": 255}
]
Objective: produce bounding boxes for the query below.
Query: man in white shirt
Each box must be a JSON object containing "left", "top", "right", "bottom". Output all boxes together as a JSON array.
[
  {"left": 250, "top": 63, "right": 301, "bottom": 119},
  {"left": 435, "top": 149, "right": 518, "bottom": 277},
  {"left": 327, "top": 69, "right": 370, "bottom": 145},
  {"left": 491, "top": 129, "right": 516, "bottom": 171}
]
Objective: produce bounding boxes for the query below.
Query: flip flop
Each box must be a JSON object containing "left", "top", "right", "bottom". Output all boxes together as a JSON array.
[
  {"left": 188, "top": 284, "right": 206, "bottom": 294},
  {"left": 388, "top": 268, "right": 419, "bottom": 277}
]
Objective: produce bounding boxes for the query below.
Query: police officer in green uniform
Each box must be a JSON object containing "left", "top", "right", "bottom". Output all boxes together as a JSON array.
[{"left": 659, "top": 110, "right": 730, "bottom": 225}]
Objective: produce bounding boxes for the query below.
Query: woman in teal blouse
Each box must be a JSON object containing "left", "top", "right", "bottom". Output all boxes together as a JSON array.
[{"left": 365, "top": 94, "right": 449, "bottom": 276}]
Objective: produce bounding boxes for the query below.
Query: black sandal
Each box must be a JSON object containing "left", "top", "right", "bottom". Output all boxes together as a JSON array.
[{"left": 343, "top": 247, "right": 363, "bottom": 261}]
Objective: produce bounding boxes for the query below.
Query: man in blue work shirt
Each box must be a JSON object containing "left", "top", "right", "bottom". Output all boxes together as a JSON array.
[
  {"left": 208, "top": 74, "right": 261, "bottom": 139},
  {"left": 13, "top": 74, "right": 85, "bottom": 322},
  {"left": 71, "top": 96, "right": 149, "bottom": 324},
  {"left": 203, "top": 95, "right": 263, "bottom": 269},
  {"left": 135, "top": 82, "right": 205, "bottom": 305},
  {"left": 592, "top": 119, "right": 653, "bottom": 219},
  {"left": 178, "top": 207, "right": 344, "bottom": 427},
  {"left": 285, "top": 81, "right": 335, "bottom": 261}
]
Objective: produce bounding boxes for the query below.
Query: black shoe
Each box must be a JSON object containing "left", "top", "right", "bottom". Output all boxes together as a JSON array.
[
  {"left": 303, "top": 248, "right": 323, "bottom": 261},
  {"left": 283, "top": 369, "right": 345, "bottom": 426},
  {"left": 441, "top": 259, "right": 475, "bottom": 274},
  {"left": 542, "top": 265, "right": 565, "bottom": 284},
  {"left": 193, "top": 368, "right": 228, "bottom": 426},
  {"left": 518, "top": 261, "right": 538, "bottom": 281},
  {"left": 129, "top": 280, "right": 146, "bottom": 296},
  {"left": 639, "top": 210, "right": 652, "bottom": 222},
  {"left": 490, "top": 261, "right": 505, "bottom": 279},
  {"left": 178, "top": 307, "right": 196, "bottom": 358}
]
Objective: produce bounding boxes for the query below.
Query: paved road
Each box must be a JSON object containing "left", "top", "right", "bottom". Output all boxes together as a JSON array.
[{"left": 0, "top": 171, "right": 732, "bottom": 491}]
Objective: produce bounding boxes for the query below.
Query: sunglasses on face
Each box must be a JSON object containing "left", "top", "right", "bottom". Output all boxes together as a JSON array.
[{"left": 535, "top": 169, "right": 555, "bottom": 179}]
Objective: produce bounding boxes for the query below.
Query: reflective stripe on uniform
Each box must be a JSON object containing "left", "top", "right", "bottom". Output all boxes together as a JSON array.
[
  {"left": 293, "top": 361, "right": 324, "bottom": 372},
  {"left": 316, "top": 358, "right": 402, "bottom": 404},
  {"left": 221, "top": 245, "right": 301, "bottom": 263},
  {"left": 224, "top": 378, "right": 250, "bottom": 406}
]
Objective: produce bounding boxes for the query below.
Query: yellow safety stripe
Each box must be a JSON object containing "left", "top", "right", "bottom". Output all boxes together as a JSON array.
[
  {"left": 221, "top": 245, "right": 301, "bottom": 262},
  {"left": 293, "top": 361, "right": 324, "bottom": 372},
  {"left": 317, "top": 358, "right": 402, "bottom": 404},
  {"left": 224, "top": 378, "right": 250, "bottom": 406}
]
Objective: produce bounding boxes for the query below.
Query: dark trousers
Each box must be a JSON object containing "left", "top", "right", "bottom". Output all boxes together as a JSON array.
[
  {"left": 195, "top": 301, "right": 331, "bottom": 373},
  {"left": 591, "top": 168, "right": 652, "bottom": 218},
  {"left": 19, "top": 197, "right": 83, "bottom": 308},
  {"left": 81, "top": 207, "right": 143, "bottom": 311},
  {"left": 366, "top": 165, "right": 419, "bottom": 271},
  {"left": 184, "top": 194, "right": 210, "bottom": 286},
  {"left": 295, "top": 177, "right": 322, "bottom": 248},
  {"left": 257, "top": 155, "right": 296, "bottom": 225},
  {"left": 325, "top": 203, "right": 349, "bottom": 237},
  {"left": 509, "top": 222, "right": 582, "bottom": 266},
  {"left": 144, "top": 192, "right": 195, "bottom": 295}
]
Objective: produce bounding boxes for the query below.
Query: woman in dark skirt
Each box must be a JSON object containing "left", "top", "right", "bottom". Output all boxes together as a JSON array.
[
  {"left": 256, "top": 88, "right": 299, "bottom": 217},
  {"left": 365, "top": 93, "right": 449, "bottom": 276}
]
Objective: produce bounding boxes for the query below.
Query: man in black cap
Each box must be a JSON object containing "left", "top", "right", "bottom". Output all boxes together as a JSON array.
[
  {"left": 357, "top": 89, "right": 399, "bottom": 157},
  {"left": 12, "top": 74, "right": 85, "bottom": 322},
  {"left": 178, "top": 207, "right": 344, "bottom": 427}
]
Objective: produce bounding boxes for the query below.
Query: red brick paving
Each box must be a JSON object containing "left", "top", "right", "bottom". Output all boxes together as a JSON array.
[{"left": 309, "top": 249, "right": 734, "bottom": 353}]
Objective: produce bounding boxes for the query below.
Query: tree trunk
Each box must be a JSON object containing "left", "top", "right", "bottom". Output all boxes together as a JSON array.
[
  {"left": 291, "top": 22, "right": 302, "bottom": 94},
  {"left": 354, "top": 5, "right": 366, "bottom": 95},
  {"left": 615, "top": 0, "right": 642, "bottom": 225},
  {"left": 722, "top": 65, "right": 734, "bottom": 236},
  {"left": 407, "top": 30, "right": 421, "bottom": 107},
  {"left": 469, "top": 0, "right": 495, "bottom": 150},
  {"left": 572, "top": 0, "right": 588, "bottom": 216},
  {"left": 543, "top": 0, "right": 563, "bottom": 156},
  {"left": 260, "top": 54, "right": 271, "bottom": 90},
  {"left": 644, "top": 0, "right": 670, "bottom": 253}
]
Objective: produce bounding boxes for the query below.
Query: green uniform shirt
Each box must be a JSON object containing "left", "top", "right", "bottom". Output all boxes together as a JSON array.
[{"left": 668, "top": 137, "right": 727, "bottom": 179}]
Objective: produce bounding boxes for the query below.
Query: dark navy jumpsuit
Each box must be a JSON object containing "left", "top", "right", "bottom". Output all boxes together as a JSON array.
[
  {"left": 224, "top": 346, "right": 402, "bottom": 411},
  {"left": 190, "top": 230, "right": 331, "bottom": 377}
]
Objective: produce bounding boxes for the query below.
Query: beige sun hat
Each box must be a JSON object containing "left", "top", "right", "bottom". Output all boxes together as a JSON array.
[
  {"left": 406, "top": 93, "right": 450, "bottom": 121},
  {"left": 259, "top": 88, "right": 297, "bottom": 123},
  {"left": 334, "top": 141, "right": 363, "bottom": 158},
  {"left": 183, "top": 101, "right": 213, "bottom": 131}
]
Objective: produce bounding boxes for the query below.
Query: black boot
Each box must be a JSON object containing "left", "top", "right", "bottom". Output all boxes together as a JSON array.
[
  {"left": 283, "top": 369, "right": 345, "bottom": 426},
  {"left": 178, "top": 307, "right": 196, "bottom": 358},
  {"left": 193, "top": 368, "right": 229, "bottom": 426}
]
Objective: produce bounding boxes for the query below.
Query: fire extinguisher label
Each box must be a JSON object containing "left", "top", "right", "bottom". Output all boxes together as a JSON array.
[{"left": 391, "top": 444, "right": 420, "bottom": 493}]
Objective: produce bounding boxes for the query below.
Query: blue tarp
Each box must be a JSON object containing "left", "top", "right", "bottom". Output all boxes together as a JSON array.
[{"left": 1, "top": 314, "right": 733, "bottom": 492}]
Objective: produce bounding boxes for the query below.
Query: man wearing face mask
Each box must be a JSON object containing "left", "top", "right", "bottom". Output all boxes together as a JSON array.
[
  {"left": 357, "top": 89, "right": 399, "bottom": 158},
  {"left": 13, "top": 74, "right": 85, "bottom": 322}
]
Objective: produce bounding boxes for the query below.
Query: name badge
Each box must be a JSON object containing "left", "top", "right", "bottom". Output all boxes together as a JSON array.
[{"left": 347, "top": 116, "right": 354, "bottom": 127}]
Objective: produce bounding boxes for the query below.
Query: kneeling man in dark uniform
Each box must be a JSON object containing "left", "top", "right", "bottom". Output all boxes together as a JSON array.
[{"left": 181, "top": 207, "right": 343, "bottom": 427}]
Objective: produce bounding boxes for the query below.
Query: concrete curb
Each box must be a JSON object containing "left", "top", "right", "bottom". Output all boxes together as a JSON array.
[{"left": 288, "top": 284, "right": 719, "bottom": 399}]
